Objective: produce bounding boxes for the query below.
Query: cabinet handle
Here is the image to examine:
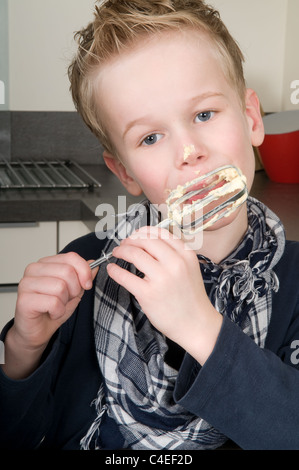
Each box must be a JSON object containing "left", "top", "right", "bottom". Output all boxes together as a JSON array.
[
  {"left": 0, "top": 222, "right": 38, "bottom": 228},
  {"left": 0, "top": 285, "right": 18, "bottom": 293}
]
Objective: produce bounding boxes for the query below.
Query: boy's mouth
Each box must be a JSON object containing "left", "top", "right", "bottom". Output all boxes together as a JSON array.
[{"left": 183, "top": 179, "right": 226, "bottom": 205}]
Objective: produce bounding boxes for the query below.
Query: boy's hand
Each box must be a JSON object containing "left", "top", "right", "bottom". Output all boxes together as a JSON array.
[
  {"left": 2, "top": 252, "right": 98, "bottom": 379},
  {"left": 107, "top": 227, "right": 222, "bottom": 365}
]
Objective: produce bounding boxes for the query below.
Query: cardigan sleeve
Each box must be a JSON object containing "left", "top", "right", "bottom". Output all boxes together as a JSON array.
[
  {"left": 174, "top": 313, "right": 299, "bottom": 450},
  {"left": 0, "top": 322, "right": 61, "bottom": 448}
]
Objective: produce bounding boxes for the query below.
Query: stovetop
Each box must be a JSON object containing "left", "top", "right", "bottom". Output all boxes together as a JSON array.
[{"left": 0, "top": 160, "right": 102, "bottom": 191}]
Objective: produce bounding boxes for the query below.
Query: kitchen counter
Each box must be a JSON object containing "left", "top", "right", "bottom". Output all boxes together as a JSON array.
[
  {"left": 0, "top": 165, "right": 298, "bottom": 241},
  {"left": 0, "top": 164, "right": 140, "bottom": 232},
  {"left": 251, "top": 170, "right": 299, "bottom": 241}
]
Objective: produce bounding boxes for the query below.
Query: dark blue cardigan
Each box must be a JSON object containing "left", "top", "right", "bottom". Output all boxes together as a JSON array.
[{"left": 1, "top": 233, "right": 299, "bottom": 450}]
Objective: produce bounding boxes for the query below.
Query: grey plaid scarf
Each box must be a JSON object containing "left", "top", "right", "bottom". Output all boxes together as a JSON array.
[{"left": 81, "top": 197, "right": 285, "bottom": 450}]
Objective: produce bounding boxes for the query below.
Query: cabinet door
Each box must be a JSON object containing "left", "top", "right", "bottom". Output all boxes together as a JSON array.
[
  {"left": 0, "top": 288, "right": 18, "bottom": 331},
  {"left": 58, "top": 221, "right": 90, "bottom": 252},
  {"left": 0, "top": 222, "right": 57, "bottom": 284}
]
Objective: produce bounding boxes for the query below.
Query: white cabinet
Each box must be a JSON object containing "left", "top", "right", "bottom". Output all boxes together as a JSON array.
[
  {"left": 0, "top": 222, "right": 57, "bottom": 284},
  {"left": 58, "top": 220, "right": 90, "bottom": 252},
  {"left": 0, "top": 221, "right": 91, "bottom": 285},
  {"left": 0, "top": 220, "right": 91, "bottom": 332},
  {"left": 0, "top": 287, "right": 18, "bottom": 331},
  {"left": 0, "top": 222, "right": 57, "bottom": 331}
]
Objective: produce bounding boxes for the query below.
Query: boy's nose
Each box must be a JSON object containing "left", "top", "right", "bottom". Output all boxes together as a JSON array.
[
  {"left": 183, "top": 144, "right": 196, "bottom": 162},
  {"left": 178, "top": 142, "right": 206, "bottom": 166}
]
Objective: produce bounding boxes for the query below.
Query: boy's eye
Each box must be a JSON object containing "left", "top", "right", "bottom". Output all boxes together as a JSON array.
[
  {"left": 142, "top": 133, "right": 163, "bottom": 146},
  {"left": 195, "top": 111, "right": 214, "bottom": 123}
]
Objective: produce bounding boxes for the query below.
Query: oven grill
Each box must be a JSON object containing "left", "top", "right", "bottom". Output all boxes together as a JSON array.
[{"left": 0, "top": 160, "right": 101, "bottom": 191}]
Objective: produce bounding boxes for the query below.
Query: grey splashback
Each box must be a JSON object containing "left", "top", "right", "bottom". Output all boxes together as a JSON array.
[
  {"left": 0, "top": 111, "right": 10, "bottom": 161},
  {"left": 0, "top": 111, "right": 104, "bottom": 164}
]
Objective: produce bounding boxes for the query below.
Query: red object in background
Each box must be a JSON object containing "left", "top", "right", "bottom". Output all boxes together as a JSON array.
[{"left": 258, "top": 110, "right": 299, "bottom": 184}]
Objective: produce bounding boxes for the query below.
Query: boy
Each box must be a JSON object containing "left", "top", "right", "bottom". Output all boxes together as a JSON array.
[{"left": 1, "top": 0, "right": 299, "bottom": 450}]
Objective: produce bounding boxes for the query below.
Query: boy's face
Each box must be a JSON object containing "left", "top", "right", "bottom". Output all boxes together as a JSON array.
[{"left": 95, "top": 30, "right": 264, "bottom": 229}]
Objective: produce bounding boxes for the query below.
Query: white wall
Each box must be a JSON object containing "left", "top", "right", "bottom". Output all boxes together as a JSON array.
[
  {"left": 211, "top": 0, "right": 299, "bottom": 112},
  {"left": 282, "top": 0, "right": 299, "bottom": 110},
  {"left": 8, "top": 0, "right": 95, "bottom": 111},
  {"left": 7, "top": 0, "right": 299, "bottom": 112},
  {"left": 211, "top": 0, "right": 285, "bottom": 111}
]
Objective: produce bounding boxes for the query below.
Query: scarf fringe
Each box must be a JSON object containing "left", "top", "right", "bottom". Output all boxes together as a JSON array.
[{"left": 80, "top": 384, "right": 107, "bottom": 450}]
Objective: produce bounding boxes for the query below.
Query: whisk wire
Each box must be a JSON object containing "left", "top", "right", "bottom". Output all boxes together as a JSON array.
[{"left": 89, "top": 165, "right": 247, "bottom": 269}]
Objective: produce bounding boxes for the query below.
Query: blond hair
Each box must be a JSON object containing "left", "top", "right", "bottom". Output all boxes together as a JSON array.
[{"left": 68, "top": 0, "right": 246, "bottom": 153}]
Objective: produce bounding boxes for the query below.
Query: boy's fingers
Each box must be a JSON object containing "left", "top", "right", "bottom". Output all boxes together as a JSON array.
[
  {"left": 36, "top": 252, "right": 96, "bottom": 290},
  {"left": 120, "top": 226, "right": 193, "bottom": 263},
  {"left": 107, "top": 262, "right": 145, "bottom": 299},
  {"left": 24, "top": 262, "right": 84, "bottom": 298},
  {"left": 112, "top": 244, "right": 158, "bottom": 278},
  {"left": 129, "top": 226, "right": 178, "bottom": 241},
  {"left": 16, "top": 292, "right": 68, "bottom": 321},
  {"left": 19, "top": 276, "right": 71, "bottom": 305},
  {"left": 128, "top": 226, "right": 185, "bottom": 251}
]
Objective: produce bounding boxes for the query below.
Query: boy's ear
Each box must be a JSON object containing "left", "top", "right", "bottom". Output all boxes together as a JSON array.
[
  {"left": 245, "top": 88, "right": 265, "bottom": 147},
  {"left": 103, "top": 151, "right": 143, "bottom": 196}
]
